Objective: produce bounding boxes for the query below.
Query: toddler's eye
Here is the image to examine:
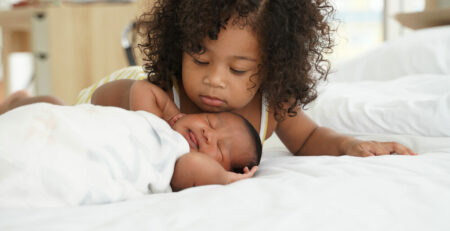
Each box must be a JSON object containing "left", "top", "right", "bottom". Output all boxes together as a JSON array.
[
  {"left": 193, "top": 58, "right": 209, "bottom": 65},
  {"left": 230, "top": 68, "right": 247, "bottom": 75}
]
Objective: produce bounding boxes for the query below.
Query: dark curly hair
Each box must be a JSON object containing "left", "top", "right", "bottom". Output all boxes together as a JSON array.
[{"left": 138, "top": 0, "right": 335, "bottom": 120}]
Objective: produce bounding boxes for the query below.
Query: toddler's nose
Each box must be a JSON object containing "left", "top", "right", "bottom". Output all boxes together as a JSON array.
[{"left": 204, "top": 67, "right": 226, "bottom": 88}]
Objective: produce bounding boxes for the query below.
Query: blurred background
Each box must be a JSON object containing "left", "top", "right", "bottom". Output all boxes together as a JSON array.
[
  {"left": 0, "top": 0, "right": 446, "bottom": 104},
  {"left": 331, "top": 0, "right": 424, "bottom": 63}
]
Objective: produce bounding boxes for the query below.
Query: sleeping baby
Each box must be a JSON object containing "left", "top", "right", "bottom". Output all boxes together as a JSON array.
[{"left": 0, "top": 83, "right": 261, "bottom": 208}]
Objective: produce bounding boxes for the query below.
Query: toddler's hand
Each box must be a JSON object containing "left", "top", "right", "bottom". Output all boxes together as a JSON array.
[
  {"left": 343, "top": 139, "right": 417, "bottom": 157},
  {"left": 226, "top": 166, "right": 258, "bottom": 184},
  {"left": 168, "top": 113, "right": 186, "bottom": 127}
]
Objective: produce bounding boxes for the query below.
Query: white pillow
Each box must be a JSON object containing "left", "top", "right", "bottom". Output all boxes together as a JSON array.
[
  {"left": 329, "top": 25, "right": 450, "bottom": 82},
  {"left": 306, "top": 74, "right": 450, "bottom": 137}
]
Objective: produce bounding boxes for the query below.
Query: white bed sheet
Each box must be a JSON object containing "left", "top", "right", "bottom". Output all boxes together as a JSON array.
[
  {"left": 1, "top": 133, "right": 449, "bottom": 231},
  {"left": 2, "top": 24, "right": 450, "bottom": 231}
]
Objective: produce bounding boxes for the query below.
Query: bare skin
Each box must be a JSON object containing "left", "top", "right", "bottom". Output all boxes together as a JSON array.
[
  {"left": 0, "top": 24, "right": 416, "bottom": 157},
  {"left": 89, "top": 24, "right": 415, "bottom": 157},
  {"left": 0, "top": 84, "right": 259, "bottom": 192},
  {"left": 0, "top": 90, "right": 64, "bottom": 115},
  {"left": 171, "top": 152, "right": 257, "bottom": 192}
]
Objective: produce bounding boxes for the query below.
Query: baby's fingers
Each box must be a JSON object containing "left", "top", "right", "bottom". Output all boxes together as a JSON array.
[
  {"left": 228, "top": 166, "right": 259, "bottom": 184},
  {"left": 242, "top": 166, "right": 258, "bottom": 176},
  {"left": 247, "top": 166, "right": 258, "bottom": 176}
]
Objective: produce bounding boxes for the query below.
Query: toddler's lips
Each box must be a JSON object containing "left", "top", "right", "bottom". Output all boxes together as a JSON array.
[
  {"left": 188, "top": 130, "right": 199, "bottom": 150},
  {"left": 200, "top": 95, "right": 224, "bottom": 107}
]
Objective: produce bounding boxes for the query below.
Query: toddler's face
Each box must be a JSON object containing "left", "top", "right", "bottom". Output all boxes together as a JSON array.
[
  {"left": 171, "top": 112, "right": 255, "bottom": 171},
  {"left": 181, "top": 23, "right": 261, "bottom": 112}
]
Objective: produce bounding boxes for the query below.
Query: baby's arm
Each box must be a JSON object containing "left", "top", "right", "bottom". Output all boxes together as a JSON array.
[{"left": 170, "top": 152, "right": 258, "bottom": 192}]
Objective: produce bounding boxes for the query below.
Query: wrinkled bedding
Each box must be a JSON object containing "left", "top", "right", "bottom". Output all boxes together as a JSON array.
[
  {"left": 1, "top": 133, "right": 449, "bottom": 230},
  {"left": 0, "top": 103, "right": 188, "bottom": 207},
  {"left": 306, "top": 74, "right": 450, "bottom": 137},
  {"left": 1, "top": 26, "right": 450, "bottom": 230}
]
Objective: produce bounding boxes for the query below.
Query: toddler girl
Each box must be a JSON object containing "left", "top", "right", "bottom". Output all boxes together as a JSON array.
[{"left": 1, "top": 0, "right": 416, "bottom": 157}]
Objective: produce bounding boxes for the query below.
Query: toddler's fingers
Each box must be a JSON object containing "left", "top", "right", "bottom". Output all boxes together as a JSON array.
[
  {"left": 168, "top": 113, "right": 186, "bottom": 127},
  {"left": 370, "top": 142, "right": 389, "bottom": 156},
  {"left": 355, "top": 147, "right": 375, "bottom": 157},
  {"left": 360, "top": 150, "right": 375, "bottom": 157},
  {"left": 384, "top": 142, "right": 417, "bottom": 155}
]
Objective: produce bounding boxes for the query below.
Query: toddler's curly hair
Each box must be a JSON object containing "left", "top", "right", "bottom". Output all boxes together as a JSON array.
[{"left": 138, "top": 0, "right": 335, "bottom": 120}]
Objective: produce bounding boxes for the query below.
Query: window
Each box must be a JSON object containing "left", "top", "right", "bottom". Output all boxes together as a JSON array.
[
  {"left": 330, "top": 0, "right": 425, "bottom": 63},
  {"left": 330, "top": 0, "right": 384, "bottom": 63}
]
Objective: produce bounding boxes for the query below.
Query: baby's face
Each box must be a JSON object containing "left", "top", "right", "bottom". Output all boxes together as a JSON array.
[{"left": 171, "top": 112, "right": 254, "bottom": 171}]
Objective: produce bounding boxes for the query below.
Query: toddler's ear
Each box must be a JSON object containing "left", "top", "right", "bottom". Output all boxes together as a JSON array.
[{"left": 169, "top": 113, "right": 186, "bottom": 127}]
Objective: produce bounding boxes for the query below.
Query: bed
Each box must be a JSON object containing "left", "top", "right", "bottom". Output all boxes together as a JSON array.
[{"left": 1, "top": 26, "right": 450, "bottom": 231}]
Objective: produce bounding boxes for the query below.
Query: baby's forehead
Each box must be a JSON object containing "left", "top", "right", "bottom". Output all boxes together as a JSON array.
[{"left": 216, "top": 112, "right": 247, "bottom": 127}]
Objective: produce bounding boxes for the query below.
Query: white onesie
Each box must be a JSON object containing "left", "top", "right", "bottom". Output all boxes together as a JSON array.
[{"left": 0, "top": 103, "right": 189, "bottom": 208}]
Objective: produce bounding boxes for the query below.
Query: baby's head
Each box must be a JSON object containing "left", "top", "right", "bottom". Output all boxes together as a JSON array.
[
  {"left": 139, "top": 0, "right": 335, "bottom": 120},
  {"left": 171, "top": 112, "right": 262, "bottom": 173}
]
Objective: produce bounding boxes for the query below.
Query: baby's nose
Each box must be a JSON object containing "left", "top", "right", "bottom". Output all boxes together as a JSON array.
[{"left": 203, "top": 128, "right": 214, "bottom": 143}]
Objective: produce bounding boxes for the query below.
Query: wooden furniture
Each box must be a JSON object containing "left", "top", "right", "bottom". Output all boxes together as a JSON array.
[
  {"left": 0, "top": 2, "right": 141, "bottom": 104},
  {"left": 394, "top": 0, "right": 450, "bottom": 30}
]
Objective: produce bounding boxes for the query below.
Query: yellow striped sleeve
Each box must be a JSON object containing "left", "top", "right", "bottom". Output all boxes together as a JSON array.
[{"left": 75, "top": 66, "right": 146, "bottom": 105}]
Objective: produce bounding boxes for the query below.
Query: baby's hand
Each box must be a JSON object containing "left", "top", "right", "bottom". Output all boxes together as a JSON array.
[
  {"left": 343, "top": 139, "right": 417, "bottom": 157},
  {"left": 226, "top": 166, "right": 258, "bottom": 184}
]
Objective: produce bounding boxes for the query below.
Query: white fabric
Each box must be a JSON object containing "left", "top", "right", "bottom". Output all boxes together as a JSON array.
[
  {"left": 259, "top": 96, "right": 268, "bottom": 142},
  {"left": 172, "top": 85, "right": 181, "bottom": 109},
  {"left": 1, "top": 22, "right": 450, "bottom": 231},
  {"left": 0, "top": 103, "right": 189, "bottom": 208},
  {"left": 0, "top": 133, "right": 449, "bottom": 230},
  {"left": 306, "top": 74, "right": 450, "bottom": 137},
  {"left": 330, "top": 25, "right": 450, "bottom": 82}
]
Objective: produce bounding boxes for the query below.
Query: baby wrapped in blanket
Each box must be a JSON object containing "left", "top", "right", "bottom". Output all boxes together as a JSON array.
[{"left": 0, "top": 83, "right": 261, "bottom": 208}]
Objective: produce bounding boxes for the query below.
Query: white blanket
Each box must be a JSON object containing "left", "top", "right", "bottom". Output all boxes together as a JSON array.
[
  {"left": 0, "top": 103, "right": 189, "bottom": 208},
  {"left": 0, "top": 134, "right": 449, "bottom": 231}
]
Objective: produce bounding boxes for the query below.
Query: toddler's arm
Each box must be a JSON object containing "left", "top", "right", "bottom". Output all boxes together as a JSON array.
[
  {"left": 91, "top": 79, "right": 181, "bottom": 123},
  {"left": 276, "top": 108, "right": 415, "bottom": 157},
  {"left": 170, "top": 152, "right": 258, "bottom": 192},
  {"left": 129, "top": 80, "right": 181, "bottom": 123}
]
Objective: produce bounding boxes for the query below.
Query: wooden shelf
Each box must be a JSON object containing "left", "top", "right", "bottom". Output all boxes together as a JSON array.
[{"left": 0, "top": 2, "right": 140, "bottom": 104}]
